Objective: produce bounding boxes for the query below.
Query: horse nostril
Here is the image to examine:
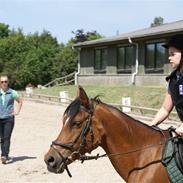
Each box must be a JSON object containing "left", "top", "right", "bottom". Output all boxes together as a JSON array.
[
  {"left": 46, "top": 156, "right": 56, "bottom": 167},
  {"left": 48, "top": 156, "right": 54, "bottom": 163}
]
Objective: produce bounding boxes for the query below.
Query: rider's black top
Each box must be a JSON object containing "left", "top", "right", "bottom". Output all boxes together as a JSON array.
[{"left": 166, "top": 69, "right": 183, "bottom": 121}]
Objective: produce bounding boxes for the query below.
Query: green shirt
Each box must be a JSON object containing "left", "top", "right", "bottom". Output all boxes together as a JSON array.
[{"left": 0, "top": 89, "right": 19, "bottom": 105}]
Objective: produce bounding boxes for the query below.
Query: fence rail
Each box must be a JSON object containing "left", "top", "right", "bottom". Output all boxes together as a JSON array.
[
  {"left": 20, "top": 92, "right": 178, "bottom": 121},
  {"left": 111, "top": 103, "right": 177, "bottom": 121},
  {"left": 20, "top": 92, "right": 72, "bottom": 104},
  {"left": 43, "top": 72, "right": 75, "bottom": 87}
]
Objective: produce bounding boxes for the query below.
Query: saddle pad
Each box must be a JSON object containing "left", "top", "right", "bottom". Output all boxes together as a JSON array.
[
  {"left": 175, "top": 137, "right": 183, "bottom": 174},
  {"left": 163, "top": 139, "right": 183, "bottom": 183}
]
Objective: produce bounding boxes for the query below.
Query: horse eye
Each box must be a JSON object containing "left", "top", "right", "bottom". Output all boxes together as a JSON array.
[{"left": 72, "top": 121, "right": 82, "bottom": 128}]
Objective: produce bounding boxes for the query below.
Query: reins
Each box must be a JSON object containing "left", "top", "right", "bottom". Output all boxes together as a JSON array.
[
  {"left": 78, "top": 127, "right": 178, "bottom": 164},
  {"left": 52, "top": 135, "right": 171, "bottom": 178},
  {"left": 79, "top": 139, "right": 168, "bottom": 162}
]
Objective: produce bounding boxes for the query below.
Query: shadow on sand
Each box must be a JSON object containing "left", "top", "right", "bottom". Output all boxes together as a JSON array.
[{"left": 7, "top": 156, "right": 37, "bottom": 164}]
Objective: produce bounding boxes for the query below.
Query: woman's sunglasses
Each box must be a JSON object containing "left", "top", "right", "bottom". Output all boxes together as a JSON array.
[{"left": 1, "top": 81, "right": 8, "bottom": 84}]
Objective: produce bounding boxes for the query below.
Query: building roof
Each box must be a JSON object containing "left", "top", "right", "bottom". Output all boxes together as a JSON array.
[{"left": 73, "top": 20, "right": 183, "bottom": 47}]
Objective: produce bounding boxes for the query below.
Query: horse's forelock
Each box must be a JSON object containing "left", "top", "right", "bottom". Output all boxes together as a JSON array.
[
  {"left": 63, "top": 97, "right": 81, "bottom": 125},
  {"left": 63, "top": 95, "right": 102, "bottom": 126}
]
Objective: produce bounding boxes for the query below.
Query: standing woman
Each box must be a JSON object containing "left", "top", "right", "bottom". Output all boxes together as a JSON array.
[
  {"left": 0, "top": 75, "right": 23, "bottom": 164},
  {"left": 151, "top": 34, "right": 183, "bottom": 135}
]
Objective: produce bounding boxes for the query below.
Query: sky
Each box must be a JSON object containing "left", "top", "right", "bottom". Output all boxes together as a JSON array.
[{"left": 0, "top": 0, "right": 183, "bottom": 44}]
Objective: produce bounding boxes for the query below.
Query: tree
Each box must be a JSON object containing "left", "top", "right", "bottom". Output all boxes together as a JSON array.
[
  {"left": 0, "top": 29, "right": 26, "bottom": 87},
  {"left": 71, "top": 29, "right": 103, "bottom": 43},
  {"left": 16, "top": 30, "right": 60, "bottom": 87},
  {"left": 151, "top": 17, "right": 164, "bottom": 27},
  {"left": 87, "top": 30, "right": 103, "bottom": 41},
  {"left": 52, "top": 42, "right": 78, "bottom": 78},
  {"left": 0, "top": 28, "right": 60, "bottom": 89},
  {"left": 0, "top": 23, "right": 104, "bottom": 89},
  {"left": 0, "top": 23, "right": 10, "bottom": 38}
]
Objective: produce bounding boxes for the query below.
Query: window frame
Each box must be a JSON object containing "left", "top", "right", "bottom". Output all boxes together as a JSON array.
[
  {"left": 94, "top": 47, "right": 107, "bottom": 74},
  {"left": 117, "top": 45, "right": 135, "bottom": 74},
  {"left": 145, "top": 41, "right": 166, "bottom": 74}
]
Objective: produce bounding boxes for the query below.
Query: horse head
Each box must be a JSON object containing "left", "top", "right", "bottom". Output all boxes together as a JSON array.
[{"left": 44, "top": 86, "right": 101, "bottom": 176}]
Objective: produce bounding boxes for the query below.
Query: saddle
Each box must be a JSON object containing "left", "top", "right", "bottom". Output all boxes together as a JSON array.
[
  {"left": 162, "top": 129, "right": 183, "bottom": 182},
  {"left": 174, "top": 137, "right": 183, "bottom": 174}
]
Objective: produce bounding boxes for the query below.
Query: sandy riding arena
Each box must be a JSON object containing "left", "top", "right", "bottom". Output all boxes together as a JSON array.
[
  {"left": 0, "top": 100, "right": 123, "bottom": 183},
  {"left": 0, "top": 100, "right": 176, "bottom": 183}
]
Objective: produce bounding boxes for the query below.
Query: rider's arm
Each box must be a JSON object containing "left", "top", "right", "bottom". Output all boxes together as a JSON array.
[{"left": 151, "top": 91, "right": 173, "bottom": 126}]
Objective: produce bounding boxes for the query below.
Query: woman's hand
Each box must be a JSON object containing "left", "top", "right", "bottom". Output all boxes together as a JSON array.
[
  {"left": 175, "top": 123, "right": 183, "bottom": 136},
  {"left": 11, "top": 111, "right": 19, "bottom": 116}
]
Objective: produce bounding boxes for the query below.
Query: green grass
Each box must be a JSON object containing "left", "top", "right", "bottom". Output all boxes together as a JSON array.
[{"left": 34, "top": 85, "right": 166, "bottom": 109}]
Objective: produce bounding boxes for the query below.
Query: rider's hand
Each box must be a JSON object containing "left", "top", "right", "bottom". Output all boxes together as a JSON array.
[{"left": 175, "top": 124, "right": 183, "bottom": 136}]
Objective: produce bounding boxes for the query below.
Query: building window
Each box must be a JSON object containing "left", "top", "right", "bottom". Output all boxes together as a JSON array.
[
  {"left": 117, "top": 46, "right": 135, "bottom": 73},
  {"left": 94, "top": 48, "right": 107, "bottom": 74},
  {"left": 145, "top": 42, "right": 166, "bottom": 73}
]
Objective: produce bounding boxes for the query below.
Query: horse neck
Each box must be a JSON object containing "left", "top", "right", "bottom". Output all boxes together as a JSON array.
[
  {"left": 93, "top": 102, "right": 168, "bottom": 180},
  {"left": 94, "top": 103, "right": 159, "bottom": 150}
]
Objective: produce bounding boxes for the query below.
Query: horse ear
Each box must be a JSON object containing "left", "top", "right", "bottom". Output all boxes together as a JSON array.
[{"left": 77, "top": 85, "right": 90, "bottom": 108}]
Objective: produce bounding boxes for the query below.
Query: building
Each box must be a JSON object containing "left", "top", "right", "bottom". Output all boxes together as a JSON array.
[{"left": 73, "top": 20, "right": 183, "bottom": 86}]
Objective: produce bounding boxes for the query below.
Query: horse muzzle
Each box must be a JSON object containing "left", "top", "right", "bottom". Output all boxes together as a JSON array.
[{"left": 44, "top": 154, "right": 70, "bottom": 174}]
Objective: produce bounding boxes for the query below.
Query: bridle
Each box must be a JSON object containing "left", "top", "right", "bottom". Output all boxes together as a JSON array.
[{"left": 51, "top": 102, "right": 95, "bottom": 177}]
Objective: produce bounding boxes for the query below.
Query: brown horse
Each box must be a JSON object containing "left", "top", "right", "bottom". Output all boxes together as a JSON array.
[{"left": 44, "top": 86, "right": 171, "bottom": 183}]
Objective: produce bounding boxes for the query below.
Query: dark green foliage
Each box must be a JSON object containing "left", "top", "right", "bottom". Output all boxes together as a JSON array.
[
  {"left": 0, "top": 28, "right": 61, "bottom": 89},
  {"left": 0, "top": 23, "right": 101, "bottom": 89},
  {"left": 52, "top": 43, "right": 78, "bottom": 78},
  {"left": 151, "top": 17, "right": 164, "bottom": 27},
  {"left": 71, "top": 29, "right": 103, "bottom": 43},
  {"left": 0, "top": 23, "right": 10, "bottom": 38}
]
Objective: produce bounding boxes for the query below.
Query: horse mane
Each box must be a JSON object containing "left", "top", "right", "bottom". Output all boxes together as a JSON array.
[
  {"left": 64, "top": 95, "right": 158, "bottom": 131},
  {"left": 63, "top": 97, "right": 81, "bottom": 125},
  {"left": 92, "top": 95, "right": 102, "bottom": 103}
]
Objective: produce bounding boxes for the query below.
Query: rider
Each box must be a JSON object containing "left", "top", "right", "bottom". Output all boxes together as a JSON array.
[{"left": 151, "top": 34, "right": 183, "bottom": 136}]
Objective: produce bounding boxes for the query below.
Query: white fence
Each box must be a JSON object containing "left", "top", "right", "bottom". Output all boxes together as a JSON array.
[{"left": 20, "top": 92, "right": 178, "bottom": 121}]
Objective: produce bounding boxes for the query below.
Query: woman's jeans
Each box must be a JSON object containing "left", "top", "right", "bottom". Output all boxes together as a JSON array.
[{"left": 0, "top": 118, "right": 14, "bottom": 157}]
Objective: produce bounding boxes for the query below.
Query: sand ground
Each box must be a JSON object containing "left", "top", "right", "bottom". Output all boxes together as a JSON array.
[{"left": 0, "top": 100, "right": 178, "bottom": 183}]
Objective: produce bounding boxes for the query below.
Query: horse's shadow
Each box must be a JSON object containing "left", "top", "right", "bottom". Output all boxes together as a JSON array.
[{"left": 7, "top": 156, "right": 37, "bottom": 164}]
